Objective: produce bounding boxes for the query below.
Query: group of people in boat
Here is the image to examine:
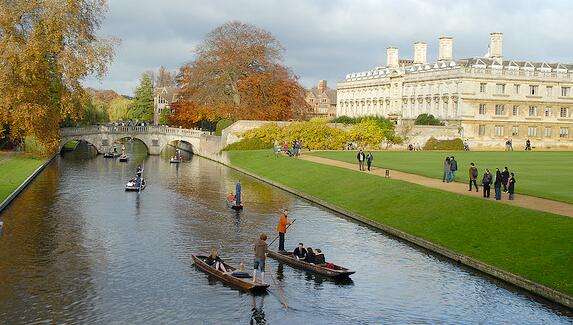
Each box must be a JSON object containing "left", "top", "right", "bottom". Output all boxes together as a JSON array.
[
  {"left": 127, "top": 165, "right": 145, "bottom": 188},
  {"left": 292, "top": 243, "right": 325, "bottom": 265},
  {"left": 226, "top": 181, "right": 242, "bottom": 208}
]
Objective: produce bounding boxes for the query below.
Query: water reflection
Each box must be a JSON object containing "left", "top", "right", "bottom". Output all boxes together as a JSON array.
[{"left": 0, "top": 145, "right": 571, "bottom": 323}]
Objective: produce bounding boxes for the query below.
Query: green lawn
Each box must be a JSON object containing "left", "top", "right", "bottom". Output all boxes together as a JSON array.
[
  {"left": 228, "top": 150, "right": 573, "bottom": 296},
  {"left": 0, "top": 153, "right": 45, "bottom": 203},
  {"left": 309, "top": 151, "right": 573, "bottom": 204}
]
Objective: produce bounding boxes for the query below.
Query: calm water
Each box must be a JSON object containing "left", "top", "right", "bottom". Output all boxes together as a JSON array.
[{"left": 0, "top": 142, "right": 571, "bottom": 324}]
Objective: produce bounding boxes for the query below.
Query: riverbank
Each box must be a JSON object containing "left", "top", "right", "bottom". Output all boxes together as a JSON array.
[
  {"left": 226, "top": 150, "right": 573, "bottom": 306},
  {"left": 0, "top": 153, "right": 45, "bottom": 205}
]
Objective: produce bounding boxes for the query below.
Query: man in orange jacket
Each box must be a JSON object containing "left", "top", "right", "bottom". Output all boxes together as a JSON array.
[{"left": 276, "top": 209, "right": 291, "bottom": 252}]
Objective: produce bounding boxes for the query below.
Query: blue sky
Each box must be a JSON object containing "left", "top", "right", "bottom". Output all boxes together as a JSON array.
[{"left": 84, "top": 0, "right": 573, "bottom": 96}]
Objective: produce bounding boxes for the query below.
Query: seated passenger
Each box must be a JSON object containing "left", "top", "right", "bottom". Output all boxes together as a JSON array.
[
  {"left": 314, "top": 248, "right": 326, "bottom": 264},
  {"left": 304, "top": 247, "right": 316, "bottom": 264},
  {"left": 292, "top": 243, "right": 307, "bottom": 260},
  {"left": 205, "top": 248, "right": 227, "bottom": 272},
  {"left": 227, "top": 193, "right": 236, "bottom": 204}
]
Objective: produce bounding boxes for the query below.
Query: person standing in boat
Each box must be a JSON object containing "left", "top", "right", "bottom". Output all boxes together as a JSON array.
[
  {"left": 235, "top": 181, "right": 242, "bottom": 206},
  {"left": 253, "top": 233, "right": 268, "bottom": 284},
  {"left": 276, "top": 209, "right": 291, "bottom": 252},
  {"left": 136, "top": 165, "right": 142, "bottom": 177}
]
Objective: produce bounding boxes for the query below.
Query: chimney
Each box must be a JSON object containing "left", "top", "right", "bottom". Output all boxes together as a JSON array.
[
  {"left": 489, "top": 32, "right": 503, "bottom": 59},
  {"left": 413, "top": 42, "right": 427, "bottom": 64},
  {"left": 318, "top": 80, "right": 327, "bottom": 93},
  {"left": 386, "top": 47, "right": 399, "bottom": 68},
  {"left": 438, "top": 36, "right": 453, "bottom": 61}
]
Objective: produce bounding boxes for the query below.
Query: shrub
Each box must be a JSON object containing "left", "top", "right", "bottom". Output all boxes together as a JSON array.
[
  {"left": 223, "top": 138, "right": 273, "bottom": 151},
  {"left": 423, "top": 137, "right": 464, "bottom": 150},
  {"left": 215, "top": 118, "right": 235, "bottom": 135},
  {"left": 349, "top": 119, "right": 386, "bottom": 148},
  {"left": 415, "top": 113, "right": 444, "bottom": 126}
]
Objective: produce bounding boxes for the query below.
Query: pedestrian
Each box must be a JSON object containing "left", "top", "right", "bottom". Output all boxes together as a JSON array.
[
  {"left": 276, "top": 209, "right": 291, "bottom": 252},
  {"left": 508, "top": 138, "right": 513, "bottom": 151},
  {"left": 468, "top": 162, "right": 479, "bottom": 192},
  {"left": 501, "top": 167, "right": 510, "bottom": 192},
  {"left": 508, "top": 173, "right": 516, "bottom": 200},
  {"left": 252, "top": 233, "right": 268, "bottom": 284},
  {"left": 443, "top": 157, "right": 451, "bottom": 182},
  {"left": 357, "top": 149, "right": 366, "bottom": 171},
  {"left": 482, "top": 169, "right": 492, "bottom": 198},
  {"left": 525, "top": 139, "right": 532, "bottom": 151},
  {"left": 449, "top": 156, "right": 458, "bottom": 182},
  {"left": 494, "top": 168, "right": 502, "bottom": 200},
  {"left": 366, "top": 152, "right": 373, "bottom": 171}
]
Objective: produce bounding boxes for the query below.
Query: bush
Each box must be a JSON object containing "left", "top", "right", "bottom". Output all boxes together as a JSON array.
[
  {"left": 423, "top": 137, "right": 464, "bottom": 150},
  {"left": 223, "top": 138, "right": 273, "bottom": 151},
  {"left": 215, "top": 118, "right": 235, "bottom": 136},
  {"left": 415, "top": 113, "right": 444, "bottom": 126}
]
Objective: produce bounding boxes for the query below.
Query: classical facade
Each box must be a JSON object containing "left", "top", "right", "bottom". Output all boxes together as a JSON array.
[
  {"left": 337, "top": 32, "right": 573, "bottom": 149},
  {"left": 305, "top": 80, "right": 337, "bottom": 118},
  {"left": 153, "top": 86, "right": 178, "bottom": 125}
]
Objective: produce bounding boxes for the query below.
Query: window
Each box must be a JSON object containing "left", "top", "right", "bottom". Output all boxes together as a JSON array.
[
  {"left": 479, "top": 104, "right": 486, "bottom": 115},
  {"left": 528, "top": 106, "right": 537, "bottom": 116},
  {"left": 544, "top": 108, "right": 551, "bottom": 117},
  {"left": 562, "top": 87, "right": 571, "bottom": 97},
  {"left": 512, "top": 105, "right": 519, "bottom": 116},
  {"left": 478, "top": 125, "right": 486, "bottom": 136},
  {"left": 529, "top": 85, "right": 538, "bottom": 95},
  {"left": 495, "top": 104, "right": 505, "bottom": 115},
  {"left": 494, "top": 125, "right": 504, "bottom": 137},
  {"left": 322, "top": 98, "right": 327, "bottom": 103},
  {"left": 560, "top": 127, "right": 569, "bottom": 138},
  {"left": 514, "top": 84, "right": 520, "bottom": 94},
  {"left": 546, "top": 86, "right": 553, "bottom": 97},
  {"left": 511, "top": 126, "right": 519, "bottom": 136},
  {"left": 480, "top": 83, "right": 486, "bottom": 93},
  {"left": 528, "top": 126, "right": 538, "bottom": 137},
  {"left": 496, "top": 84, "right": 505, "bottom": 94},
  {"left": 544, "top": 127, "right": 552, "bottom": 138},
  {"left": 561, "top": 107, "right": 569, "bottom": 118}
]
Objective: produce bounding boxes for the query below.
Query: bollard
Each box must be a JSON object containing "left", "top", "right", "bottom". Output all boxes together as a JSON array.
[{"left": 385, "top": 169, "right": 390, "bottom": 178}]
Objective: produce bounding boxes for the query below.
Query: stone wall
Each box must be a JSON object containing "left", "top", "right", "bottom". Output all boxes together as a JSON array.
[
  {"left": 220, "top": 120, "right": 291, "bottom": 148},
  {"left": 398, "top": 122, "right": 462, "bottom": 149}
]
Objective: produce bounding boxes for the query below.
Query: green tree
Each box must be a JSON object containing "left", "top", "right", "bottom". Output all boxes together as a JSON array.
[
  {"left": 108, "top": 97, "right": 133, "bottom": 121},
  {"left": 415, "top": 113, "right": 444, "bottom": 126},
  {"left": 158, "top": 108, "right": 171, "bottom": 125},
  {"left": 129, "top": 73, "right": 154, "bottom": 121}
]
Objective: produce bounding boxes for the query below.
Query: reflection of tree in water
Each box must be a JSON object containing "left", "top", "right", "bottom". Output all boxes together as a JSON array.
[{"left": 0, "top": 159, "right": 98, "bottom": 322}]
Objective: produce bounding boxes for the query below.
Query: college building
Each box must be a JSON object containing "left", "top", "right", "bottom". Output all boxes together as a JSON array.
[
  {"left": 304, "top": 80, "right": 337, "bottom": 118},
  {"left": 336, "top": 32, "right": 573, "bottom": 149}
]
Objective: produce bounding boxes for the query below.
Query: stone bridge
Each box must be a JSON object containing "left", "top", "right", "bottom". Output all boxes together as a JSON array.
[{"left": 60, "top": 125, "right": 222, "bottom": 157}]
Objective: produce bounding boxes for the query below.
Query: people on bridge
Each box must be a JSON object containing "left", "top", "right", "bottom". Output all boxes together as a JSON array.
[
  {"left": 314, "top": 249, "right": 326, "bottom": 264},
  {"left": 253, "top": 233, "right": 268, "bottom": 284},
  {"left": 293, "top": 243, "right": 307, "bottom": 260},
  {"left": 206, "top": 248, "right": 227, "bottom": 273},
  {"left": 276, "top": 209, "right": 291, "bottom": 252}
]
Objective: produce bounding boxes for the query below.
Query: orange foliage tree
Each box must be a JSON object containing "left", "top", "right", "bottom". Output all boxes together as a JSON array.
[{"left": 171, "top": 21, "right": 307, "bottom": 127}]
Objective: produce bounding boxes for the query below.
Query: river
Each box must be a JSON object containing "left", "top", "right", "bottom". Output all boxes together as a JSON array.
[{"left": 0, "top": 142, "right": 570, "bottom": 324}]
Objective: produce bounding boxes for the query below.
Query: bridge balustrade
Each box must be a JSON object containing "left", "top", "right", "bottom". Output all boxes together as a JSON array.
[{"left": 61, "top": 125, "right": 210, "bottom": 137}]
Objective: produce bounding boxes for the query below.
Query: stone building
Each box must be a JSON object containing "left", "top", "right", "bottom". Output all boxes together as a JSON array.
[
  {"left": 305, "top": 80, "right": 337, "bottom": 118},
  {"left": 337, "top": 32, "right": 573, "bottom": 149},
  {"left": 153, "top": 86, "right": 178, "bottom": 125}
]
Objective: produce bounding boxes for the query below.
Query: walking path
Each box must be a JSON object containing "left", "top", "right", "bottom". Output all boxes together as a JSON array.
[{"left": 301, "top": 155, "right": 573, "bottom": 218}]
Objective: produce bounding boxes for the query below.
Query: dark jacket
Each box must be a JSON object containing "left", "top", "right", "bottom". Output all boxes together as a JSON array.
[
  {"left": 314, "top": 253, "right": 326, "bottom": 264},
  {"left": 508, "top": 177, "right": 516, "bottom": 193},
  {"left": 469, "top": 166, "right": 478, "bottom": 180},
  {"left": 482, "top": 172, "right": 492, "bottom": 186},
  {"left": 501, "top": 170, "right": 510, "bottom": 182},
  {"left": 450, "top": 159, "right": 458, "bottom": 171},
  {"left": 304, "top": 251, "right": 316, "bottom": 264},
  {"left": 494, "top": 171, "right": 502, "bottom": 187},
  {"left": 293, "top": 247, "right": 307, "bottom": 259},
  {"left": 357, "top": 152, "right": 365, "bottom": 161}
]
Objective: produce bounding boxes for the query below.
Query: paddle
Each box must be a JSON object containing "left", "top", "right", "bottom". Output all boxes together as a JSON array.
[{"left": 268, "top": 219, "right": 296, "bottom": 247}]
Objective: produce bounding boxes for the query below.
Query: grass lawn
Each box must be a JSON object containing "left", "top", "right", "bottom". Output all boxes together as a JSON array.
[
  {"left": 228, "top": 150, "right": 573, "bottom": 296},
  {"left": 0, "top": 153, "right": 45, "bottom": 203},
  {"left": 309, "top": 151, "right": 573, "bottom": 204}
]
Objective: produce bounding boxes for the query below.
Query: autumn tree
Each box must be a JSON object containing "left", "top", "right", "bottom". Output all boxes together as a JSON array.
[
  {"left": 156, "top": 66, "right": 175, "bottom": 88},
  {"left": 129, "top": 73, "right": 154, "bottom": 121},
  {"left": 108, "top": 97, "right": 133, "bottom": 121},
  {"left": 173, "top": 21, "right": 307, "bottom": 126},
  {"left": 0, "top": 0, "right": 116, "bottom": 155}
]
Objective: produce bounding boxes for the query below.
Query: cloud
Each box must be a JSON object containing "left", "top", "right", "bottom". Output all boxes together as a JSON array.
[{"left": 84, "top": 0, "right": 573, "bottom": 95}]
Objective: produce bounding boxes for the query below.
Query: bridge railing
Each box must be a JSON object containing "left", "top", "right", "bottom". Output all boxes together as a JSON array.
[{"left": 61, "top": 125, "right": 211, "bottom": 137}]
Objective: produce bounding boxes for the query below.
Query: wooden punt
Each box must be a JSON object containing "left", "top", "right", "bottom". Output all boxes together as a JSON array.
[
  {"left": 266, "top": 250, "right": 355, "bottom": 278},
  {"left": 192, "top": 255, "right": 269, "bottom": 292}
]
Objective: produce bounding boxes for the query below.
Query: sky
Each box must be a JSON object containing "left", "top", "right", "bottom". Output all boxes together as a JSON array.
[{"left": 84, "top": 0, "right": 573, "bottom": 96}]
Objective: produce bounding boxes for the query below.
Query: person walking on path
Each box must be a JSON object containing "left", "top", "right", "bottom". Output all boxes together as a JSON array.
[
  {"left": 366, "top": 152, "right": 373, "bottom": 171},
  {"left": 508, "top": 173, "right": 516, "bottom": 200},
  {"left": 443, "top": 157, "right": 451, "bottom": 182},
  {"left": 501, "top": 167, "right": 510, "bottom": 192},
  {"left": 449, "top": 156, "right": 458, "bottom": 182},
  {"left": 481, "top": 169, "right": 492, "bottom": 198},
  {"left": 276, "top": 209, "right": 291, "bottom": 252},
  {"left": 357, "top": 150, "right": 366, "bottom": 171},
  {"left": 525, "top": 139, "right": 532, "bottom": 151},
  {"left": 468, "top": 163, "right": 479, "bottom": 192},
  {"left": 252, "top": 233, "right": 268, "bottom": 284},
  {"left": 494, "top": 168, "right": 503, "bottom": 200}
]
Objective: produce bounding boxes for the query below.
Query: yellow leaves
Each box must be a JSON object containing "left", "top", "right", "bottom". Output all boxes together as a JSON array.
[{"left": 348, "top": 119, "right": 387, "bottom": 149}]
